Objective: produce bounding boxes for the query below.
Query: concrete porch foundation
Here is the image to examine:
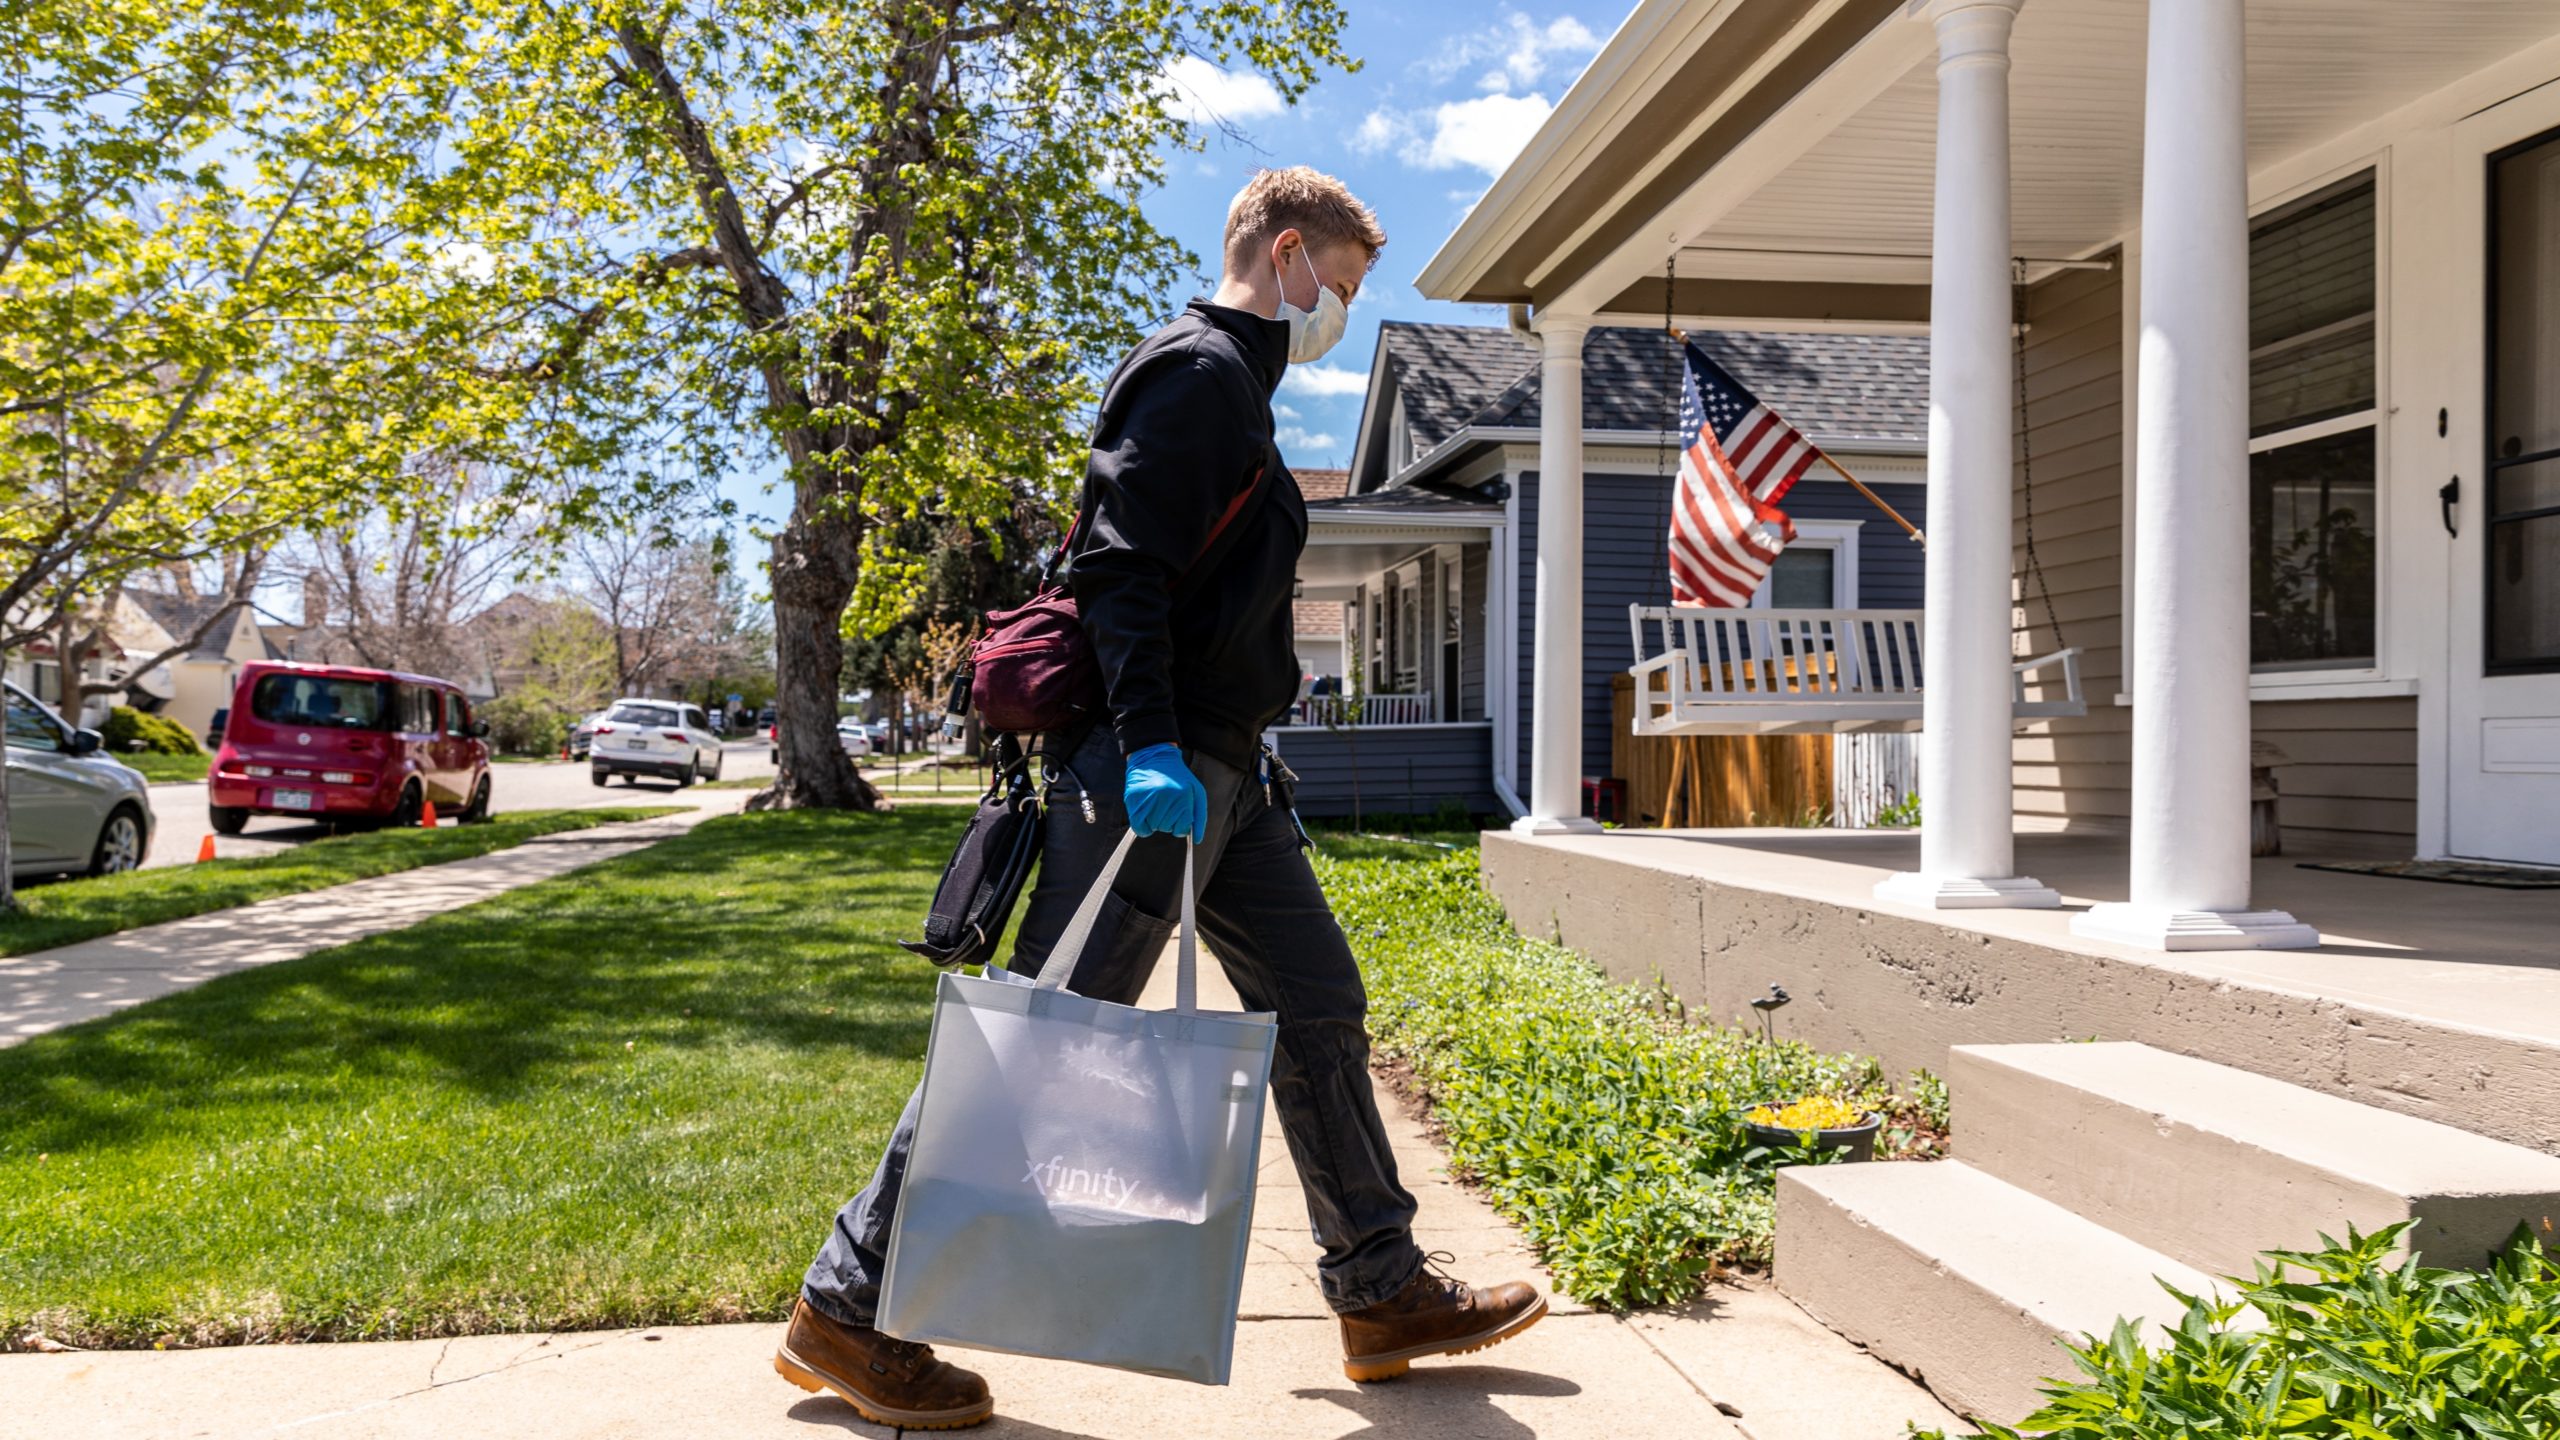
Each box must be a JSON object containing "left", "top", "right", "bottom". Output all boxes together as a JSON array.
[{"left": 1479, "top": 826, "right": 2560, "bottom": 1155}]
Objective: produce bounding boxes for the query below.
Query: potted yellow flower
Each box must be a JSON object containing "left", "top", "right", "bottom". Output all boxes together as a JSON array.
[{"left": 1739, "top": 1095, "right": 1881, "bottom": 1163}]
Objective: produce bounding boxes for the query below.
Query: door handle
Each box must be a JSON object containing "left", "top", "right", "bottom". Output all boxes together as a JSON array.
[{"left": 2440, "top": 475, "right": 2460, "bottom": 537}]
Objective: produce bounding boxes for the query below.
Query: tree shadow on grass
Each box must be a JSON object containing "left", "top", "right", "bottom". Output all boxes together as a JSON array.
[{"left": 0, "top": 808, "right": 971, "bottom": 1158}]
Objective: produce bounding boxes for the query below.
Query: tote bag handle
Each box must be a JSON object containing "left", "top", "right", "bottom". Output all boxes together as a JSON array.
[{"left": 1033, "top": 830, "right": 1198, "bottom": 1014}]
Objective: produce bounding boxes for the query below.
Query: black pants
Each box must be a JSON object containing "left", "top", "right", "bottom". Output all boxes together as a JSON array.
[{"left": 802, "top": 725, "right": 1425, "bottom": 1323}]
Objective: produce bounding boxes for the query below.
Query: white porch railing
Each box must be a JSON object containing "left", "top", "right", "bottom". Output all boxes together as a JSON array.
[
  {"left": 1292, "top": 694, "right": 1436, "bottom": 727},
  {"left": 1627, "top": 604, "right": 2085, "bottom": 736}
]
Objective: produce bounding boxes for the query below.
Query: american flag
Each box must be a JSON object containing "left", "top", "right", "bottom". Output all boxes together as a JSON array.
[{"left": 1667, "top": 340, "right": 1812, "bottom": 607}]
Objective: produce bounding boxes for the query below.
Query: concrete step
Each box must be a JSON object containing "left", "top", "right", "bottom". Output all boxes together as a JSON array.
[
  {"left": 1951, "top": 1041, "right": 2560, "bottom": 1278},
  {"left": 1775, "top": 1160, "right": 2242, "bottom": 1427}
]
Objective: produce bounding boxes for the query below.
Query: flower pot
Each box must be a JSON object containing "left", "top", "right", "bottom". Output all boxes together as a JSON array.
[{"left": 1738, "top": 1107, "right": 1882, "bottom": 1164}]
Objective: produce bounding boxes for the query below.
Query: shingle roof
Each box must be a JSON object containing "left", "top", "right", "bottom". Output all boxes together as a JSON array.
[
  {"left": 1306, "top": 485, "right": 1502, "bottom": 516},
  {"left": 1376, "top": 321, "right": 1929, "bottom": 456},
  {"left": 1376, "top": 324, "right": 1541, "bottom": 455},
  {"left": 125, "top": 589, "right": 241, "bottom": 661},
  {"left": 1294, "top": 467, "right": 1349, "bottom": 501},
  {"left": 1291, "top": 600, "right": 1343, "bottom": 636}
]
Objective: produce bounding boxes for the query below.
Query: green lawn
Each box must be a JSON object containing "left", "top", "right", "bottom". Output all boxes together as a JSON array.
[
  {"left": 0, "top": 808, "right": 962, "bottom": 1348},
  {"left": 0, "top": 808, "right": 682, "bottom": 959},
  {"left": 113, "top": 753, "right": 210, "bottom": 784}
]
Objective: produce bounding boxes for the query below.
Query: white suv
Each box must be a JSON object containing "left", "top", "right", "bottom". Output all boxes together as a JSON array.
[{"left": 589, "top": 700, "right": 725, "bottom": 788}]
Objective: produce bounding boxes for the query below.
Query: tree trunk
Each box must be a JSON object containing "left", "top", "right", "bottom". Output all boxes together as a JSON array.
[{"left": 751, "top": 526, "right": 883, "bottom": 812}]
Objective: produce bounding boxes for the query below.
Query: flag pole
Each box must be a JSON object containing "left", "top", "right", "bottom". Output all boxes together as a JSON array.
[
  {"left": 1668, "top": 325, "right": 1926, "bottom": 548},
  {"left": 1810, "top": 446, "right": 1926, "bottom": 547}
]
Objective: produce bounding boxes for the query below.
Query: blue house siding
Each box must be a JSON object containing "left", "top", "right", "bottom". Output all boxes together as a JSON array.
[
  {"left": 1265, "top": 723, "right": 1498, "bottom": 819},
  {"left": 1514, "top": 467, "right": 1927, "bottom": 785}
]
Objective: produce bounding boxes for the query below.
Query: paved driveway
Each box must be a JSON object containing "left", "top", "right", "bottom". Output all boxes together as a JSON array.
[{"left": 139, "top": 742, "right": 776, "bottom": 870}]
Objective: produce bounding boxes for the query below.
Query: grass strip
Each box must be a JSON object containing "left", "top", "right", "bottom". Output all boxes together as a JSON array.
[
  {"left": 0, "top": 809, "right": 960, "bottom": 1349},
  {"left": 110, "top": 753, "right": 211, "bottom": 784},
  {"left": 1312, "top": 832, "right": 1947, "bottom": 1310},
  {"left": 0, "top": 808, "right": 682, "bottom": 958}
]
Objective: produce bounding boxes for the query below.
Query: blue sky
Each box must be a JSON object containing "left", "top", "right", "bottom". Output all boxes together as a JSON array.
[
  {"left": 1141, "top": 4, "right": 1630, "bottom": 471},
  {"left": 710, "top": 4, "right": 1631, "bottom": 539}
]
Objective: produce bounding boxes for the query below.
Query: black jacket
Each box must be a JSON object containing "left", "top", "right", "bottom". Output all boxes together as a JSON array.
[{"left": 1064, "top": 300, "right": 1307, "bottom": 771}]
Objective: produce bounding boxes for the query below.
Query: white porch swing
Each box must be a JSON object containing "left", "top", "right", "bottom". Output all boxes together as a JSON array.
[{"left": 1627, "top": 263, "right": 2086, "bottom": 739}]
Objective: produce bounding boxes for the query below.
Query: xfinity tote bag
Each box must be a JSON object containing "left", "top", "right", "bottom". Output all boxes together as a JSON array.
[{"left": 876, "top": 833, "right": 1275, "bottom": 1384}]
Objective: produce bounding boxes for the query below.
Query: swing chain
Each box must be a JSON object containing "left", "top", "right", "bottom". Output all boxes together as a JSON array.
[{"left": 2014, "top": 258, "right": 2065, "bottom": 652}]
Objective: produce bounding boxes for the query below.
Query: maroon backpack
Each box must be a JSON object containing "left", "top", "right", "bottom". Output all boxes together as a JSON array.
[{"left": 960, "top": 468, "right": 1269, "bottom": 736}]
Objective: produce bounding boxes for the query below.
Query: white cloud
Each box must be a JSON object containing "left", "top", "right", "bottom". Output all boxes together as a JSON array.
[
  {"left": 1409, "top": 92, "right": 1555, "bottom": 177},
  {"left": 1159, "top": 56, "right": 1285, "bottom": 125},
  {"left": 1422, "top": 13, "right": 1600, "bottom": 95},
  {"left": 1351, "top": 109, "right": 1402, "bottom": 157},
  {"left": 1281, "top": 363, "right": 1370, "bottom": 399},
  {"left": 1277, "top": 426, "right": 1339, "bottom": 452},
  {"left": 1274, "top": 402, "right": 1303, "bottom": 421}
]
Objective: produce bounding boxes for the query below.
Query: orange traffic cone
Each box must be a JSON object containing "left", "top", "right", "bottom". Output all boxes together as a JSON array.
[
  {"left": 196, "top": 834, "right": 217, "bottom": 863},
  {"left": 419, "top": 798, "right": 439, "bottom": 828}
]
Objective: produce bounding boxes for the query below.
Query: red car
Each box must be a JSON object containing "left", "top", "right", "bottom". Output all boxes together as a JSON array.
[{"left": 208, "top": 662, "right": 492, "bottom": 834}]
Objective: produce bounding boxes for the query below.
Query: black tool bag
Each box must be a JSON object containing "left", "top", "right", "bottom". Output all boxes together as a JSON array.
[{"left": 899, "top": 738, "right": 1044, "bottom": 970}]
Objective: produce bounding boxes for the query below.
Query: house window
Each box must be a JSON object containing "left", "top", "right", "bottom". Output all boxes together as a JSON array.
[
  {"left": 2488, "top": 125, "right": 2560, "bottom": 672},
  {"left": 2247, "top": 171, "right": 2378, "bottom": 672},
  {"left": 1769, "top": 550, "right": 1837, "bottom": 609}
]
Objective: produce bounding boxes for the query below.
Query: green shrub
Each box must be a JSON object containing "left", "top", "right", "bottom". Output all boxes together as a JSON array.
[
  {"left": 479, "top": 694, "right": 574, "bottom": 756},
  {"left": 1314, "top": 838, "right": 1939, "bottom": 1309},
  {"left": 99, "top": 705, "right": 204, "bottom": 755},
  {"left": 1920, "top": 1222, "right": 2560, "bottom": 1438}
]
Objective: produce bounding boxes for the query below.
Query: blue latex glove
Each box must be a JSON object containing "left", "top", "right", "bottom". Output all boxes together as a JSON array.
[{"left": 1124, "top": 743, "right": 1207, "bottom": 843}]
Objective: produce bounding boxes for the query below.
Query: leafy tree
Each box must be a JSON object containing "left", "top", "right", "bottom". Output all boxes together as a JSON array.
[{"left": 451, "top": 0, "right": 1355, "bottom": 809}]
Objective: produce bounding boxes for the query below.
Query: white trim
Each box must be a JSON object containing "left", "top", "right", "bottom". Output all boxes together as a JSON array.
[
  {"left": 2247, "top": 408, "right": 2379, "bottom": 455},
  {"left": 1396, "top": 424, "right": 1924, "bottom": 491},
  {"left": 1748, "top": 517, "right": 1864, "bottom": 609},
  {"left": 2114, "top": 675, "right": 2420, "bottom": 706}
]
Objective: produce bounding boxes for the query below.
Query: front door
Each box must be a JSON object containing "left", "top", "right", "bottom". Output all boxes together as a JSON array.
[{"left": 2451, "top": 91, "right": 2560, "bottom": 863}]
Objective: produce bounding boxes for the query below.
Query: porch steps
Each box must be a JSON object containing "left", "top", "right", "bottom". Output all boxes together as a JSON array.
[
  {"left": 1776, "top": 1041, "right": 2560, "bottom": 1427},
  {"left": 1775, "top": 1160, "right": 2235, "bottom": 1427},
  {"left": 1951, "top": 1041, "right": 2560, "bottom": 1277}
]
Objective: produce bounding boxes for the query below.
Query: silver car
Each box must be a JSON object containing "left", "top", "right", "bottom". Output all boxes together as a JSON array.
[{"left": 6, "top": 680, "right": 155, "bottom": 879}]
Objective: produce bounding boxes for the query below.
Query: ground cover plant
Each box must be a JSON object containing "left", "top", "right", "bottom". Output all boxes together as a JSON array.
[
  {"left": 1311, "top": 832, "right": 1948, "bottom": 1309},
  {"left": 0, "top": 808, "right": 964, "bottom": 1349},
  {"left": 0, "top": 808, "right": 681, "bottom": 958},
  {"left": 1920, "top": 1222, "right": 2560, "bottom": 1438}
]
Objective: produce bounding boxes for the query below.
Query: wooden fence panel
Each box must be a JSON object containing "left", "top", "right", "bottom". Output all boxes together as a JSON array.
[{"left": 1609, "top": 673, "right": 1832, "bottom": 827}]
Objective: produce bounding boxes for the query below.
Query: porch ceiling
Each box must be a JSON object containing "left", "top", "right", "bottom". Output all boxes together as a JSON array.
[
  {"left": 1689, "top": 0, "right": 2560, "bottom": 281},
  {"left": 1430, "top": 0, "right": 2560, "bottom": 327},
  {"left": 1297, "top": 524, "right": 1488, "bottom": 590}
]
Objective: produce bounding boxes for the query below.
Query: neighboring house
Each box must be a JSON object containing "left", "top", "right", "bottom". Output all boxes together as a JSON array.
[
  {"left": 1269, "top": 322, "right": 1927, "bottom": 818},
  {"left": 120, "top": 590, "right": 268, "bottom": 742},
  {"left": 451, "top": 590, "right": 561, "bottom": 701}
]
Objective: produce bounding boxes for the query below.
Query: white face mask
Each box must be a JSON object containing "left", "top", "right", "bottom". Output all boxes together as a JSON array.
[{"left": 1273, "top": 244, "right": 1348, "bottom": 364}]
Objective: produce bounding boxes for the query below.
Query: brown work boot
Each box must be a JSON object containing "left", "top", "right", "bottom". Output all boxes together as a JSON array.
[
  {"left": 773, "top": 1296, "right": 994, "bottom": 1430},
  {"left": 1338, "top": 1255, "right": 1549, "bottom": 1382}
]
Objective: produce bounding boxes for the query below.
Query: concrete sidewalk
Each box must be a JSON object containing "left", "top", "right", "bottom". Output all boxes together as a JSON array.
[
  {"left": 0, "top": 937, "right": 1962, "bottom": 1440},
  {"left": 0, "top": 803, "right": 734, "bottom": 1047}
]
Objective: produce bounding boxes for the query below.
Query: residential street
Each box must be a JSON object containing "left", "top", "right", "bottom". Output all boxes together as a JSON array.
[{"left": 138, "top": 742, "right": 776, "bottom": 870}]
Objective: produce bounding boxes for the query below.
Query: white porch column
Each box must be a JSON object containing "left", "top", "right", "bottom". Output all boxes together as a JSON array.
[
  {"left": 1513, "top": 315, "right": 1602, "bottom": 835},
  {"left": 2073, "top": 0, "right": 2316, "bottom": 950},
  {"left": 1876, "top": 0, "right": 2057, "bottom": 909}
]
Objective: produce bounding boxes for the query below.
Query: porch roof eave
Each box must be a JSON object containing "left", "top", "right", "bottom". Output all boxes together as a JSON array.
[{"left": 1414, "top": 0, "right": 1922, "bottom": 320}]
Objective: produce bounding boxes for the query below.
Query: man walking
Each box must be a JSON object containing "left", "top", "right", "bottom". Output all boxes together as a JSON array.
[{"left": 774, "top": 167, "right": 1546, "bottom": 1429}]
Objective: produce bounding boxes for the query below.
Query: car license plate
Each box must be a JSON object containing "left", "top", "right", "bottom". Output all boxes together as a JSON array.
[
  {"left": 274, "top": 789, "right": 316, "bottom": 811},
  {"left": 624, "top": 737, "right": 650, "bottom": 750}
]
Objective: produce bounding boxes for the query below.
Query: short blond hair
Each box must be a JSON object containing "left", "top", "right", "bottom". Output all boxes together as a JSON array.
[{"left": 1222, "top": 166, "right": 1386, "bottom": 273}]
